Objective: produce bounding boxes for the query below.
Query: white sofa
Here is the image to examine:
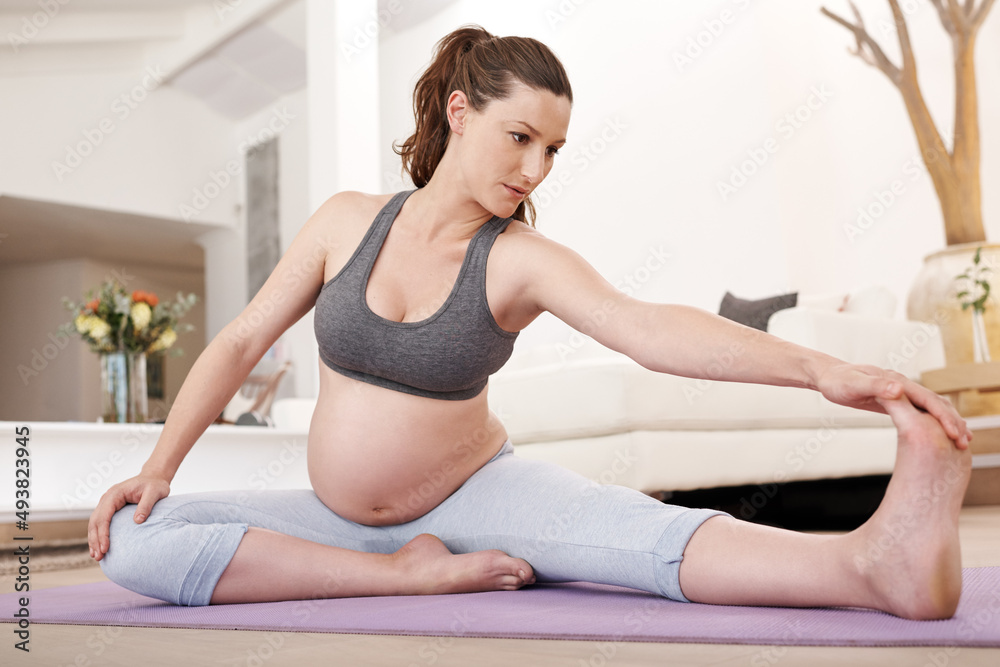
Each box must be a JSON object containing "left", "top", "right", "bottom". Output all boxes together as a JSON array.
[
  {"left": 271, "top": 306, "right": 945, "bottom": 495},
  {"left": 480, "top": 307, "right": 945, "bottom": 494}
]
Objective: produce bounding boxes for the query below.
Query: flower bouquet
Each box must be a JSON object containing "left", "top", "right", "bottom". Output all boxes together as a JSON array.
[{"left": 60, "top": 279, "right": 198, "bottom": 422}]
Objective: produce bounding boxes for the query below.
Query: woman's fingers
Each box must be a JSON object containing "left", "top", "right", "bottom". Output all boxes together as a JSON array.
[
  {"left": 89, "top": 489, "right": 121, "bottom": 560},
  {"left": 899, "top": 380, "right": 970, "bottom": 449},
  {"left": 133, "top": 483, "right": 167, "bottom": 524}
]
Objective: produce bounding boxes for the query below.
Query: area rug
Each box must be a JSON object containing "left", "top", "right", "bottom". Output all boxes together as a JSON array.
[{"left": 3, "top": 568, "right": 999, "bottom": 647}]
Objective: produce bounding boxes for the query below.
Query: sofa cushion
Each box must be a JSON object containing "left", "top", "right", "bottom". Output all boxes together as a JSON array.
[{"left": 718, "top": 291, "right": 798, "bottom": 331}]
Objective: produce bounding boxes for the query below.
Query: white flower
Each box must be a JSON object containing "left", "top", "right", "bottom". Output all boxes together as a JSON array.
[
  {"left": 88, "top": 317, "right": 111, "bottom": 341},
  {"left": 131, "top": 302, "right": 152, "bottom": 332},
  {"left": 148, "top": 328, "right": 177, "bottom": 352}
]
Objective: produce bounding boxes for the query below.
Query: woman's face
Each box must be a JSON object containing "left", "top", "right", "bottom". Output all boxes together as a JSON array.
[{"left": 453, "top": 82, "right": 571, "bottom": 219}]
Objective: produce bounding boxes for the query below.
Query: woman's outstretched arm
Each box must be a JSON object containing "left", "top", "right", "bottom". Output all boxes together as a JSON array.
[
  {"left": 510, "top": 230, "right": 971, "bottom": 448},
  {"left": 88, "top": 193, "right": 347, "bottom": 561}
]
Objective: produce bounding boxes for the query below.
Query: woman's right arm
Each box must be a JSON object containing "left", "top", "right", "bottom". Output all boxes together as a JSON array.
[{"left": 88, "top": 192, "right": 353, "bottom": 561}]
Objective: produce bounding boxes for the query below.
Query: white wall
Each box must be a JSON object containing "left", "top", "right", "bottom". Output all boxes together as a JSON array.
[
  {"left": 0, "top": 69, "right": 239, "bottom": 226},
  {"left": 378, "top": 0, "right": 1000, "bottom": 352}
]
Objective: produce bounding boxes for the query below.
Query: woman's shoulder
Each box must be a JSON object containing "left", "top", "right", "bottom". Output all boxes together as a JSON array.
[
  {"left": 493, "top": 219, "right": 586, "bottom": 280},
  {"left": 496, "top": 218, "right": 565, "bottom": 255},
  {"left": 314, "top": 190, "right": 396, "bottom": 222}
]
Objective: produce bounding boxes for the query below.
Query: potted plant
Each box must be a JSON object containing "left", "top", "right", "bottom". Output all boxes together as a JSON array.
[
  {"left": 821, "top": 0, "right": 996, "bottom": 366},
  {"left": 956, "top": 246, "right": 993, "bottom": 363}
]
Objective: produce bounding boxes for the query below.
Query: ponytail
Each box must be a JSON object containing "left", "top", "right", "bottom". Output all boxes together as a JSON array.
[{"left": 394, "top": 25, "right": 573, "bottom": 227}]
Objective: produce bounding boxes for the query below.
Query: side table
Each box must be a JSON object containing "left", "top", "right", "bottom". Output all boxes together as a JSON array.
[{"left": 921, "top": 362, "right": 1000, "bottom": 506}]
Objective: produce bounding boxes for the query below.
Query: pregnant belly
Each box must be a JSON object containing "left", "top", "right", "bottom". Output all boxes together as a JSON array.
[{"left": 307, "top": 367, "right": 508, "bottom": 526}]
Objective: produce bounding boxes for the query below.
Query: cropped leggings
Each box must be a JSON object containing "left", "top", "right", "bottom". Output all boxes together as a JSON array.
[{"left": 100, "top": 440, "right": 728, "bottom": 606}]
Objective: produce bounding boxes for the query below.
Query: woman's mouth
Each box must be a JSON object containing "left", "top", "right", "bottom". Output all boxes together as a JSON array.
[{"left": 504, "top": 184, "right": 527, "bottom": 199}]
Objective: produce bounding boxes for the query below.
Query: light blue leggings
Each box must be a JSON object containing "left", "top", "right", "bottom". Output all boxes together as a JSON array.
[{"left": 100, "top": 440, "right": 727, "bottom": 606}]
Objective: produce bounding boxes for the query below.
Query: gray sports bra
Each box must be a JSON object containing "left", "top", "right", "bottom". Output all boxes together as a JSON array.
[{"left": 313, "top": 189, "right": 519, "bottom": 400}]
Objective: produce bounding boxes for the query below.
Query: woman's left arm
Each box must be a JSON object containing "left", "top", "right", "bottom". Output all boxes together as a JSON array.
[{"left": 517, "top": 232, "right": 971, "bottom": 448}]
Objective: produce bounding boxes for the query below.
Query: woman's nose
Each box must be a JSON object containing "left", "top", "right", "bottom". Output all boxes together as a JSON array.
[{"left": 521, "top": 149, "right": 546, "bottom": 183}]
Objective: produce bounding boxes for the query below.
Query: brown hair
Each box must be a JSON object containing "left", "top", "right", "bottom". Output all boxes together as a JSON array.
[{"left": 394, "top": 25, "right": 573, "bottom": 227}]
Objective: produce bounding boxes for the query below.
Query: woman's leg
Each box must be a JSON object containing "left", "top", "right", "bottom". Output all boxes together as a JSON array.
[
  {"left": 211, "top": 529, "right": 533, "bottom": 604},
  {"left": 100, "top": 489, "right": 533, "bottom": 606},
  {"left": 678, "top": 396, "right": 971, "bottom": 620},
  {"left": 389, "top": 397, "right": 970, "bottom": 619},
  {"left": 385, "top": 441, "right": 728, "bottom": 602}
]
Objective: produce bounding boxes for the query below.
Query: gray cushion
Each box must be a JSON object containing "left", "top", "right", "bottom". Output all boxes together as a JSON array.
[{"left": 718, "top": 291, "right": 798, "bottom": 331}]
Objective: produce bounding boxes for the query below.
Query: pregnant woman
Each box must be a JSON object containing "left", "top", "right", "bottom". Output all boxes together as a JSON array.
[{"left": 89, "top": 25, "right": 972, "bottom": 620}]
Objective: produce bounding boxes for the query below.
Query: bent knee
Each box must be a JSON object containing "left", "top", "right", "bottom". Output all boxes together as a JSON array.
[{"left": 99, "top": 504, "right": 146, "bottom": 579}]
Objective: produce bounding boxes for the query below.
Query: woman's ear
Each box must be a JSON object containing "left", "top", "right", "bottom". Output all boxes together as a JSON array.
[{"left": 446, "top": 90, "right": 469, "bottom": 135}]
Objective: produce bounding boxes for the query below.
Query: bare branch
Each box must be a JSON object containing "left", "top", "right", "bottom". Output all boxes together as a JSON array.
[
  {"left": 820, "top": 4, "right": 902, "bottom": 85},
  {"left": 946, "top": 0, "right": 971, "bottom": 31},
  {"left": 972, "top": 0, "right": 997, "bottom": 30},
  {"left": 888, "top": 0, "right": 916, "bottom": 74},
  {"left": 929, "top": 0, "right": 959, "bottom": 34},
  {"left": 847, "top": 2, "right": 878, "bottom": 66}
]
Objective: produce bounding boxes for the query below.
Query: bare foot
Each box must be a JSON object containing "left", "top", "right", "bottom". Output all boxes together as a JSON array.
[
  {"left": 388, "top": 533, "right": 535, "bottom": 595},
  {"left": 848, "top": 397, "right": 971, "bottom": 619}
]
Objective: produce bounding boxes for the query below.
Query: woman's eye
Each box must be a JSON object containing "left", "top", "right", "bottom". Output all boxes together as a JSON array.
[
  {"left": 547, "top": 147, "right": 560, "bottom": 157},
  {"left": 511, "top": 132, "right": 528, "bottom": 144}
]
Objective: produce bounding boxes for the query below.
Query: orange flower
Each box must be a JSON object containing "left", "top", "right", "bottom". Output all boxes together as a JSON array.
[
  {"left": 85, "top": 298, "right": 100, "bottom": 312},
  {"left": 132, "top": 290, "right": 159, "bottom": 307}
]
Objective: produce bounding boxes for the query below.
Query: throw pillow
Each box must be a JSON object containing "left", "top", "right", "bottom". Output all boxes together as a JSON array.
[{"left": 718, "top": 291, "right": 798, "bottom": 331}]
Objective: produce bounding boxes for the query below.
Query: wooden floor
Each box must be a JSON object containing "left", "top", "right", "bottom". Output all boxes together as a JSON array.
[{"left": 4, "top": 506, "right": 999, "bottom": 666}]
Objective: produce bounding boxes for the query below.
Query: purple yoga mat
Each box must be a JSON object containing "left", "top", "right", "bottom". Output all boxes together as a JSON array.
[{"left": 3, "top": 568, "right": 999, "bottom": 646}]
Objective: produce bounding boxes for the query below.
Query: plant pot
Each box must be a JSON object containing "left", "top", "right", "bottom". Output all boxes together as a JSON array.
[
  {"left": 908, "top": 243, "right": 1000, "bottom": 365},
  {"left": 100, "top": 351, "right": 148, "bottom": 424},
  {"left": 908, "top": 243, "right": 1000, "bottom": 416}
]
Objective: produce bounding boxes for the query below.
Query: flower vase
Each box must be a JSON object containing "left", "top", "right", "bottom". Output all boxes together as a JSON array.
[
  {"left": 972, "top": 309, "right": 992, "bottom": 364},
  {"left": 100, "top": 351, "right": 148, "bottom": 423}
]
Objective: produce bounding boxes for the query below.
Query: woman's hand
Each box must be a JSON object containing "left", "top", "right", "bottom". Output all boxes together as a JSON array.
[
  {"left": 815, "top": 363, "right": 972, "bottom": 449},
  {"left": 88, "top": 473, "right": 170, "bottom": 562}
]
